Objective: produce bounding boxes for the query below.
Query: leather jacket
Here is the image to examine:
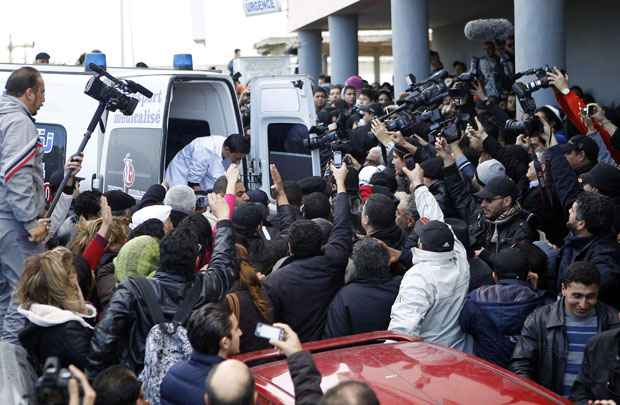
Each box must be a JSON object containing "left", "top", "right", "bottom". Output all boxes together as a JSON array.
[
  {"left": 88, "top": 220, "right": 238, "bottom": 376},
  {"left": 571, "top": 328, "right": 620, "bottom": 404},
  {"left": 510, "top": 298, "right": 620, "bottom": 394}
]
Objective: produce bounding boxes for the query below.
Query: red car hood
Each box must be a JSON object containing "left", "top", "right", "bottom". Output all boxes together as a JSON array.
[{"left": 238, "top": 333, "right": 568, "bottom": 405}]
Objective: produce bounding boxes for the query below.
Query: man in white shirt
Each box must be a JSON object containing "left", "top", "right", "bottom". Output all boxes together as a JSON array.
[{"left": 164, "top": 134, "right": 249, "bottom": 191}]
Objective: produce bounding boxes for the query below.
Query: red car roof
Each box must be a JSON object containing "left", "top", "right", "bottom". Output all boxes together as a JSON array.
[{"left": 235, "top": 332, "right": 569, "bottom": 405}]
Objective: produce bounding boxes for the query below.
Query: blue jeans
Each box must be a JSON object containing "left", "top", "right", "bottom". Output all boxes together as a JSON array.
[{"left": 0, "top": 219, "right": 43, "bottom": 344}]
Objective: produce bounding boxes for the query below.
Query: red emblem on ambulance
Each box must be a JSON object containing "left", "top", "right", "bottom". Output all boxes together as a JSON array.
[{"left": 123, "top": 153, "right": 135, "bottom": 192}]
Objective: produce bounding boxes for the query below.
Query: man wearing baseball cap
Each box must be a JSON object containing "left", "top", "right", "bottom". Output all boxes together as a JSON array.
[
  {"left": 469, "top": 175, "right": 538, "bottom": 258},
  {"left": 560, "top": 135, "right": 598, "bottom": 175},
  {"left": 389, "top": 164, "right": 470, "bottom": 351},
  {"left": 441, "top": 133, "right": 538, "bottom": 261}
]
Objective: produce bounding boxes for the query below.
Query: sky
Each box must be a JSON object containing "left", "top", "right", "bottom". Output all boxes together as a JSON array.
[{"left": 0, "top": 0, "right": 291, "bottom": 68}]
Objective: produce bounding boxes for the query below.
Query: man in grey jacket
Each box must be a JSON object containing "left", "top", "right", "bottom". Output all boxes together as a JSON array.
[
  {"left": 389, "top": 163, "right": 471, "bottom": 352},
  {"left": 0, "top": 66, "right": 49, "bottom": 339}
]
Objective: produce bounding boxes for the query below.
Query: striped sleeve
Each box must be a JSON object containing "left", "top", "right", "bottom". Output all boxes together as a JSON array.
[{"left": 1, "top": 134, "right": 41, "bottom": 182}]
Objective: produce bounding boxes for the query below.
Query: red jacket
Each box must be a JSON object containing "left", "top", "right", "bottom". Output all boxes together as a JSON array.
[{"left": 554, "top": 90, "right": 620, "bottom": 163}]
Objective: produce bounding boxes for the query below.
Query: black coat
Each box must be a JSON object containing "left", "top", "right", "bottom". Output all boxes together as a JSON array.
[
  {"left": 288, "top": 351, "right": 323, "bottom": 405},
  {"left": 428, "top": 180, "right": 459, "bottom": 219},
  {"left": 235, "top": 204, "right": 297, "bottom": 275},
  {"left": 323, "top": 276, "right": 402, "bottom": 339},
  {"left": 520, "top": 182, "right": 568, "bottom": 247},
  {"left": 570, "top": 327, "right": 620, "bottom": 404},
  {"left": 88, "top": 220, "right": 238, "bottom": 376},
  {"left": 230, "top": 284, "right": 274, "bottom": 354},
  {"left": 265, "top": 193, "right": 352, "bottom": 342},
  {"left": 20, "top": 319, "right": 93, "bottom": 372},
  {"left": 510, "top": 299, "right": 620, "bottom": 394}
]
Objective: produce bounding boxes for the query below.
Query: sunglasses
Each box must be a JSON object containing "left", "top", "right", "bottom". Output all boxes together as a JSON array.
[{"left": 482, "top": 196, "right": 503, "bottom": 204}]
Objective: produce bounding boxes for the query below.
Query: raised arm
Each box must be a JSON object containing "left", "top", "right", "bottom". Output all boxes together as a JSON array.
[
  {"left": 322, "top": 164, "right": 353, "bottom": 265},
  {"left": 199, "top": 193, "right": 239, "bottom": 301}
]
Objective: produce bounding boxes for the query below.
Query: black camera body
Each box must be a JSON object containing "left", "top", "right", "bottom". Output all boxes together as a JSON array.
[
  {"left": 36, "top": 357, "right": 75, "bottom": 405},
  {"left": 504, "top": 65, "right": 559, "bottom": 135},
  {"left": 84, "top": 76, "right": 139, "bottom": 116}
]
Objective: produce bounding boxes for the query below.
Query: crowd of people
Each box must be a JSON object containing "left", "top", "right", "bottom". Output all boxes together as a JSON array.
[{"left": 2, "top": 34, "right": 620, "bottom": 405}]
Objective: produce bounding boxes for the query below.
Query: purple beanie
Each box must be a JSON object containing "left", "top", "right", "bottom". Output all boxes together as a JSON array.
[{"left": 345, "top": 75, "right": 363, "bottom": 91}]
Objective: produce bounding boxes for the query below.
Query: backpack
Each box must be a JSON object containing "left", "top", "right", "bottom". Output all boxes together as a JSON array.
[{"left": 131, "top": 277, "right": 202, "bottom": 405}]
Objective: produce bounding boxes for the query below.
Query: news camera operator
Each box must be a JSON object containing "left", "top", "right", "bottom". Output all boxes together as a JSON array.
[{"left": 0, "top": 67, "right": 57, "bottom": 340}]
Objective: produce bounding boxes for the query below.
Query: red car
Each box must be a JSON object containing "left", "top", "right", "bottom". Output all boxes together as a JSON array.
[{"left": 235, "top": 332, "right": 570, "bottom": 405}]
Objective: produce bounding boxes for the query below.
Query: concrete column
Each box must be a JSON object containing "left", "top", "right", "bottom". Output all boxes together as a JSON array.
[
  {"left": 322, "top": 54, "right": 329, "bottom": 77},
  {"left": 328, "top": 14, "right": 358, "bottom": 85},
  {"left": 391, "top": 0, "right": 429, "bottom": 95},
  {"left": 298, "top": 30, "right": 323, "bottom": 82},
  {"left": 515, "top": 0, "right": 566, "bottom": 108},
  {"left": 373, "top": 53, "right": 381, "bottom": 84}
]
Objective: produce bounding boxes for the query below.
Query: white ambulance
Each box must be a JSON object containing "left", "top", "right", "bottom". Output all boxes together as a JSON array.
[{"left": 0, "top": 63, "right": 317, "bottom": 199}]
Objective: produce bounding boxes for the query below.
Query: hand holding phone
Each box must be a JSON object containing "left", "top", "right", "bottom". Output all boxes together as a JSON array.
[
  {"left": 333, "top": 150, "right": 343, "bottom": 168},
  {"left": 254, "top": 322, "right": 285, "bottom": 341},
  {"left": 264, "top": 323, "right": 303, "bottom": 358}
]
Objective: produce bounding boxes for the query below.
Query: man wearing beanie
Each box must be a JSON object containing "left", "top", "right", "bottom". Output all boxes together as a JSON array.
[
  {"left": 103, "top": 190, "right": 136, "bottom": 217},
  {"left": 232, "top": 165, "right": 297, "bottom": 275},
  {"left": 460, "top": 246, "right": 547, "bottom": 368},
  {"left": 389, "top": 164, "right": 470, "bottom": 351}
]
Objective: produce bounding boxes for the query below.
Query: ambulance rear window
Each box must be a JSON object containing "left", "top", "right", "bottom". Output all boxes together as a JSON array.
[{"left": 104, "top": 128, "right": 163, "bottom": 200}]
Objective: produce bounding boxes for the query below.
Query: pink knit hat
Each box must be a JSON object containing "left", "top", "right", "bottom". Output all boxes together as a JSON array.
[{"left": 345, "top": 75, "right": 364, "bottom": 91}]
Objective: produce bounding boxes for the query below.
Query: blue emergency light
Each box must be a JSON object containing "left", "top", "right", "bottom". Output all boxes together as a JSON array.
[
  {"left": 84, "top": 53, "right": 107, "bottom": 72},
  {"left": 173, "top": 54, "right": 193, "bottom": 70}
]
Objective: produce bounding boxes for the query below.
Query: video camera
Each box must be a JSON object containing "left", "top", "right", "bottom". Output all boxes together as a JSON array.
[
  {"left": 35, "top": 357, "right": 75, "bottom": 405},
  {"left": 84, "top": 63, "right": 153, "bottom": 115},
  {"left": 377, "top": 59, "right": 482, "bottom": 142}
]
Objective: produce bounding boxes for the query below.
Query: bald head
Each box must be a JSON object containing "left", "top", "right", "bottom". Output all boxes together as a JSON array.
[
  {"left": 319, "top": 381, "right": 379, "bottom": 405},
  {"left": 204, "top": 359, "right": 255, "bottom": 405}
]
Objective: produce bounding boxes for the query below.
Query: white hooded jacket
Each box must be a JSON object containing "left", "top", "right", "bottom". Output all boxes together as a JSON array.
[{"left": 389, "top": 185, "right": 471, "bottom": 351}]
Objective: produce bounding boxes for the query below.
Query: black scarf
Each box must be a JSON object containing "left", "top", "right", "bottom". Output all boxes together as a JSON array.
[{"left": 369, "top": 223, "right": 405, "bottom": 249}]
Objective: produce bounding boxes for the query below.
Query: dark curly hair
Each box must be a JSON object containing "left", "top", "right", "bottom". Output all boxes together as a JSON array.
[
  {"left": 159, "top": 226, "right": 199, "bottom": 279},
  {"left": 288, "top": 220, "right": 323, "bottom": 258},
  {"left": 73, "top": 190, "right": 102, "bottom": 219},
  {"left": 575, "top": 192, "right": 615, "bottom": 236}
]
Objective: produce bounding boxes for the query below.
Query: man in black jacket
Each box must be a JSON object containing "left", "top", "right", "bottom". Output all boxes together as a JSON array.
[
  {"left": 441, "top": 147, "right": 538, "bottom": 261},
  {"left": 570, "top": 327, "right": 620, "bottom": 404},
  {"left": 264, "top": 163, "right": 352, "bottom": 342},
  {"left": 324, "top": 238, "right": 401, "bottom": 338},
  {"left": 510, "top": 262, "right": 620, "bottom": 396},
  {"left": 435, "top": 134, "right": 537, "bottom": 263},
  {"left": 88, "top": 193, "right": 238, "bottom": 376}
]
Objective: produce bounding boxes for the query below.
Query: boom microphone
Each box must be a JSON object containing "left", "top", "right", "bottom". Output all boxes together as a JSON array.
[{"left": 464, "top": 18, "right": 514, "bottom": 41}]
